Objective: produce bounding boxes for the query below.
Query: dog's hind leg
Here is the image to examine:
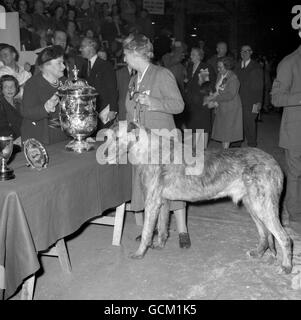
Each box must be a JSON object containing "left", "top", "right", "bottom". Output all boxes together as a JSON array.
[
  {"left": 243, "top": 195, "right": 292, "bottom": 274},
  {"left": 152, "top": 200, "right": 170, "bottom": 250},
  {"left": 260, "top": 206, "right": 293, "bottom": 274},
  {"left": 243, "top": 196, "right": 271, "bottom": 258}
]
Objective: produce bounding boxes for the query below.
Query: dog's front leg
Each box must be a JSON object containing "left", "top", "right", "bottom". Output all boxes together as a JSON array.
[
  {"left": 130, "top": 191, "right": 163, "bottom": 259},
  {"left": 152, "top": 200, "right": 170, "bottom": 250}
]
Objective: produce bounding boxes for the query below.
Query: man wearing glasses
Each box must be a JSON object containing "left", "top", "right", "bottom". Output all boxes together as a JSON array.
[{"left": 235, "top": 45, "right": 263, "bottom": 148}]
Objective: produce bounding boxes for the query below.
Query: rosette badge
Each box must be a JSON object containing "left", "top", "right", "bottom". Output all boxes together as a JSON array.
[{"left": 57, "top": 66, "right": 99, "bottom": 153}]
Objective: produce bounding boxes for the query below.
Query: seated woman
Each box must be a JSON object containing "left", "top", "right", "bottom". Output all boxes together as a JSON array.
[
  {"left": 0, "top": 44, "right": 32, "bottom": 98},
  {"left": 0, "top": 75, "right": 23, "bottom": 139},
  {"left": 21, "top": 45, "right": 68, "bottom": 145}
]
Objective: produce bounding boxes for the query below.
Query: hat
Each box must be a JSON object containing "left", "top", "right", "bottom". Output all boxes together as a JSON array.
[{"left": 37, "top": 45, "right": 64, "bottom": 66}]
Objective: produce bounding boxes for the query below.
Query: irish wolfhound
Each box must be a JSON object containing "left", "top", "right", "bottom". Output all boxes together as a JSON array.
[{"left": 97, "top": 122, "right": 292, "bottom": 274}]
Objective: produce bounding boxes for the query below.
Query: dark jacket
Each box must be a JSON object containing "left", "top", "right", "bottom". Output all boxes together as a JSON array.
[
  {"left": 185, "top": 61, "right": 216, "bottom": 106},
  {"left": 184, "top": 61, "right": 216, "bottom": 132},
  {"left": 271, "top": 45, "right": 301, "bottom": 150},
  {"left": 86, "top": 57, "right": 118, "bottom": 114},
  {"left": 0, "top": 96, "right": 22, "bottom": 139},
  {"left": 21, "top": 73, "right": 68, "bottom": 145},
  {"left": 116, "top": 66, "right": 131, "bottom": 121},
  {"left": 235, "top": 59, "right": 263, "bottom": 109}
]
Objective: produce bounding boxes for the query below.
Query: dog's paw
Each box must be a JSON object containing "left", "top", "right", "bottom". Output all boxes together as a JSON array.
[
  {"left": 129, "top": 251, "right": 145, "bottom": 260},
  {"left": 281, "top": 264, "right": 293, "bottom": 274},
  {"left": 246, "top": 249, "right": 264, "bottom": 259},
  {"left": 151, "top": 242, "right": 165, "bottom": 250}
]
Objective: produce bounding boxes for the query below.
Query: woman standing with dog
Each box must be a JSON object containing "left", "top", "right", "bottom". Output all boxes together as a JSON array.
[
  {"left": 204, "top": 56, "right": 243, "bottom": 149},
  {"left": 122, "top": 33, "right": 191, "bottom": 248}
]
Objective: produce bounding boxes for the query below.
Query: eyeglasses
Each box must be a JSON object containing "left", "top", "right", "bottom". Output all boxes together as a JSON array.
[{"left": 241, "top": 50, "right": 251, "bottom": 53}]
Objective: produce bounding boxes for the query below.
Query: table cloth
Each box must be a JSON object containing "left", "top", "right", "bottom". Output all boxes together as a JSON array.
[{"left": 0, "top": 141, "right": 131, "bottom": 299}]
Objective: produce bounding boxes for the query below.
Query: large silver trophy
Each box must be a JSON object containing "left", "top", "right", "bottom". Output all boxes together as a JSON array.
[
  {"left": 58, "top": 66, "right": 98, "bottom": 153},
  {"left": 0, "top": 136, "right": 15, "bottom": 181}
]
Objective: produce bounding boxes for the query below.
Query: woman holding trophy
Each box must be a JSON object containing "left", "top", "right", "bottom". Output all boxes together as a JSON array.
[{"left": 21, "top": 45, "right": 68, "bottom": 145}]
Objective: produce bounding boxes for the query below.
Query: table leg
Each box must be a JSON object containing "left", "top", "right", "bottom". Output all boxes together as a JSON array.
[
  {"left": 112, "top": 203, "right": 125, "bottom": 246},
  {"left": 40, "top": 238, "right": 72, "bottom": 273},
  {"left": 125, "top": 202, "right": 144, "bottom": 226},
  {"left": 134, "top": 212, "right": 144, "bottom": 226},
  {"left": 55, "top": 239, "right": 72, "bottom": 274},
  {"left": 90, "top": 202, "right": 126, "bottom": 246},
  {"left": 21, "top": 275, "right": 35, "bottom": 300}
]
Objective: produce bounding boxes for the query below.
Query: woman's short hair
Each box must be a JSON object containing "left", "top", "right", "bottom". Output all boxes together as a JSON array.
[
  {"left": 217, "top": 56, "right": 235, "bottom": 70},
  {"left": 37, "top": 45, "right": 64, "bottom": 66},
  {"left": 123, "top": 33, "right": 154, "bottom": 60},
  {"left": 0, "top": 74, "right": 20, "bottom": 96},
  {"left": 0, "top": 44, "right": 20, "bottom": 62}
]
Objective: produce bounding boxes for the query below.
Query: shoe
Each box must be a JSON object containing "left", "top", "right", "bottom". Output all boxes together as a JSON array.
[{"left": 179, "top": 232, "right": 191, "bottom": 249}]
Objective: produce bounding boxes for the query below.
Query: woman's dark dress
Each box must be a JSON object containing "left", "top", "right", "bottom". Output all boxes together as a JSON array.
[
  {"left": 0, "top": 96, "right": 22, "bottom": 139},
  {"left": 21, "top": 73, "right": 68, "bottom": 145},
  {"left": 184, "top": 61, "right": 216, "bottom": 133}
]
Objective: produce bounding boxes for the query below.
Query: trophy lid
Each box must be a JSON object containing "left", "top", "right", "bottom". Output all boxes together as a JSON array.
[{"left": 57, "top": 66, "right": 98, "bottom": 97}]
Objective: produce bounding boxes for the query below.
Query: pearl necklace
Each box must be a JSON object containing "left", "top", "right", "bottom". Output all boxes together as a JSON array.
[
  {"left": 43, "top": 74, "right": 60, "bottom": 88},
  {"left": 49, "top": 80, "right": 59, "bottom": 88}
]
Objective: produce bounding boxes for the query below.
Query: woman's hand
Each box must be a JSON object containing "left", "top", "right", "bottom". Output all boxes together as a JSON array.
[
  {"left": 136, "top": 92, "right": 159, "bottom": 111},
  {"left": 44, "top": 94, "right": 59, "bottom": 113},
  {"left": 136, "top": 93, "right": 151, "bottom": 106},
  {"left": 207, "top": 101, "right": 218, "bottom": 109}
]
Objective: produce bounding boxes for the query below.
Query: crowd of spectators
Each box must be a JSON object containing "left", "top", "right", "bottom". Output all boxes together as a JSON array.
[
  {"left": 0, "top": 0, "right": 279, "bottom": 147},
  {"left": 1, "top": 0, "right": 299, "bottom": 228},
  {"left": 1, "top": 0, "right": 155, "bottom": 65}
]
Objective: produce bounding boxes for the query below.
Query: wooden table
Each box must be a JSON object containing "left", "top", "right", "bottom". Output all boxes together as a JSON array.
[{"left": 0, "top": 141, "right": 131, "bottom": 299}]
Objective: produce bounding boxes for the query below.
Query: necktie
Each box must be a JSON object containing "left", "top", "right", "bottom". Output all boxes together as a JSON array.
[{"left": 87, "top": 60, "right": 92, "bottom": 77}]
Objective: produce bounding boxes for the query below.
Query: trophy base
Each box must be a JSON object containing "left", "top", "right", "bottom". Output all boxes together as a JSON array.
[
  {"left": 65, "top": 138, "right": 95, "bottom": 153},
  {"left": 0, "top": 167, "right": 15, "bottom": 181}
]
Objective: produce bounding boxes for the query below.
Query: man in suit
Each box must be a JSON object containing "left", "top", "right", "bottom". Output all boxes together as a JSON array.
[
  {"left": 271, "top": 45, "right": 301, "bottom": 224},
  {"left": 235, "top": 45, "right": 263, "bottom": 147},
  {"left": 207, "top": 41, "right": 231, "bottom": 75},
  {"left": 80, "top": 37, "right": 118, "bottom": 128},
  {"left": 116, "top": 64, "right": 135, "bottom": 121},
  {"left": 33, "top": 30, "right": 87, "bottom": 79}
]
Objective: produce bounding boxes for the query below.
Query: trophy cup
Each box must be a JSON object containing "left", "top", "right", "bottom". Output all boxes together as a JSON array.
[
  {"left": 0, "top": 136, "right": 15, "bottom": 181},
  {"left": 57, "top": 66, "right": 98, "bottom": 153}
]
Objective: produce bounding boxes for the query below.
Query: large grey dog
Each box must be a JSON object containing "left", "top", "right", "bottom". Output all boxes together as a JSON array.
[{"left": 98, "top": 122, "right": 292, "bottom": 274}]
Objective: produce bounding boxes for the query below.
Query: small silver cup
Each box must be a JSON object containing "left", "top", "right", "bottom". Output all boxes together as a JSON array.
[{"left": 0, "top": 136, "right": 15, "bottom": 181}]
